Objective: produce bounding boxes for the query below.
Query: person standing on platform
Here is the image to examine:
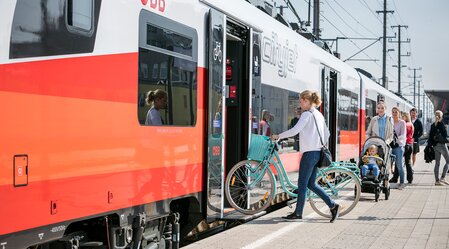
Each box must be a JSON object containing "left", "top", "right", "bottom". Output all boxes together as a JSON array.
[
  {"left": 366, "top": 101, "right": 394, "bottom": 145},
  {"left": 388, "top": 107, "right": 407, "bottom": 189},
  {"left": 259, "top": 109, "right": 271, "bottom": 136},
  {"left": 410, "top": 108, "right": 423, "bottom": 166},
  {"left": 402, "top": 112, "right": 414, "bottom": 184},
  {"left": 289, "top": 107, "right": 302, "bottom": 151},
  {"left": 427, "top": 110, "right": 449, "bottom": 185},
  {"left": 271, "top": 90, "right": 340, "bottom": 223}
]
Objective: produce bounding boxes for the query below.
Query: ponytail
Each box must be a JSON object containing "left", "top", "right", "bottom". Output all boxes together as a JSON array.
[
  {"left": 300, "top": 90, "right": 322, "bottom": 107},
  {"left": 146, "top": 89, "right": 167, "bottom": 106}
]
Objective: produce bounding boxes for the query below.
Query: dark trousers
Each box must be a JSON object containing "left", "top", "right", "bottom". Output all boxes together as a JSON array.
[{"left": 392, "top": 144, "right": 413, "bottom": 183}]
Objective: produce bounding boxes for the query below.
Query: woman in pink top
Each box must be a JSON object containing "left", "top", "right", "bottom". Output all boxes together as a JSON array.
[
  {"left": 259, "top": 109, "right": 271, "bottom": 136},
  {"left": 389, "top": 107, "right": 407, "bottom": 189},
  {"left": 402, "top": 112, "right": 415, "bottom": 183}
]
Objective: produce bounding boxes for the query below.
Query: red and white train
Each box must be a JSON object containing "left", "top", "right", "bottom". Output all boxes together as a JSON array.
[{"left": 0, "top": 0, "right": 413, "bottom": 248}]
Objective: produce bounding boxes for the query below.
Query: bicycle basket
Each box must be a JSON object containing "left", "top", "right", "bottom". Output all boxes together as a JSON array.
[{"left": 247, "top": 134, "right": 274, "bottom": 161}]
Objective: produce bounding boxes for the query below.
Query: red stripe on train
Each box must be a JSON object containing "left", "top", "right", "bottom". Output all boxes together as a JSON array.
[
  {"left": 0, "top": 53, "right": 205, "bottom": 109},
  {"left": 0, "top": 163, "right": 203, "bottom": 235}
]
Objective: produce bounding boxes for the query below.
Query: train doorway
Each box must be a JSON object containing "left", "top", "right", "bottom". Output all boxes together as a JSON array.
[
  {"left": 321, "top": 66, "right": 339, "bottom": 160},
  {"left": 205, "top": 10, "right": 253, "bottom": 221}
]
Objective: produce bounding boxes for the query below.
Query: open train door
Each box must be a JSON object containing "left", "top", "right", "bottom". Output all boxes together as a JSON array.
[
  {"left": 320, "top": 66, "right": 338, "bottom": 160},
  {"left": 206, "top": 8, "right": 226, "bottom": 221}
]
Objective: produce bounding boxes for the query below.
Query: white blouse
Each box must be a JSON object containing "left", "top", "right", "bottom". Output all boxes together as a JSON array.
[{"left": 278, "top": 109, "right": 330, "bottom": 153}]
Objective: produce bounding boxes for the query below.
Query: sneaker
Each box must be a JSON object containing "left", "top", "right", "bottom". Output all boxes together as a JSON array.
[
  {"left": 330, "top": 204, "right": 340, "bottom": 223},
  {"left": 362, "top": 177, "right": 368, "bottom": 181},
  {"left": 373, "top": 177, "right": 380, "bottom": 183},
  {"left": 282, "top": 213, "right": 302, "bottom": 220},
  {"left": 398, "top": 184, "right": 404, "bottom": 190},
  {"left": 435, "top": 181, "right": 444, "bottom": 186},
  {"left": 440, "top": 178, "right": 449, "bottom": 185}
]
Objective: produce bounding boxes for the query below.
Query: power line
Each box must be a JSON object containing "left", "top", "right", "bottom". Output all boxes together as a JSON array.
[
  {"left": 324, "top": 0, "right": 366, "bottom": 37},
  {"left": 330, "top": 0, "right": 378, "bottom": 37},
  {"left": 359, "top": 0, "right": 382, "bottom": 24}
]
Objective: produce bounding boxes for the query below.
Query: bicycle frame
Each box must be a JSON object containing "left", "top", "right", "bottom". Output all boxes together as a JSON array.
[{"left": 247, "top": 143, "right": 361, "bottom": 199}]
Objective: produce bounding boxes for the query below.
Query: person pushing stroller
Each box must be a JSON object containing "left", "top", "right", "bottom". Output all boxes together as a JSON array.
[{"left": 361, "top": 144, "right": 382, "bottom": 183}]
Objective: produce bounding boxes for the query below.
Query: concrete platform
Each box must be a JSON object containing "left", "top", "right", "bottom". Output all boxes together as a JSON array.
[{"left": 184, "top": 150, "right": 449, "bottom": 249}]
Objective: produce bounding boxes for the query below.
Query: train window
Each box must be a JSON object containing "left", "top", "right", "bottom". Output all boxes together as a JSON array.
[
  {"left": 9, "top": 0, "right": 101, "bottom": 58},
  {"left": 146, "top": 24, "right": 193, "bottom": 57},
  {"left": 138, "top": 49, "right": 197, "bottom": 126},
  {"left": 252, "top": 84, "right": 300, "bottom": 152},
  {"left": 338, "top": 89, "right": 358, "bottom": 131},
  {"left": 138, "top": 10, "right": 198, "bottom": 127},
  {"left": 67, "top": 0, "right": 93, "bottom": 31},
  {"left": 365, "top": 99, "right": 377, "bottom": 130}
]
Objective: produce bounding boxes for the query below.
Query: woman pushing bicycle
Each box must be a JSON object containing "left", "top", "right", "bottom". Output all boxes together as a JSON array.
[{"left": 271, "top": 90, "right": 340, "bottom": 222}]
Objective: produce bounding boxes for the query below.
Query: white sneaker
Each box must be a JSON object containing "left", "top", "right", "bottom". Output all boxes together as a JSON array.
[
  {"left": 435, "top": 181, "right": 444, "bottom": 186},
  {"left": 440, "top": 178, "right": 449, "bottom": 185}
]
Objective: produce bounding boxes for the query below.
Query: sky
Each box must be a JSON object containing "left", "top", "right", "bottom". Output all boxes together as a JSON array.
[{"left": 280, "top": 0, "right": 449, "bottom": 101}]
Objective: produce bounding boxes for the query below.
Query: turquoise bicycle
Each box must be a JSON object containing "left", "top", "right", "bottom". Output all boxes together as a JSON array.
[{"left": 224, "top": 135, "right": 361, "bottom": 218}]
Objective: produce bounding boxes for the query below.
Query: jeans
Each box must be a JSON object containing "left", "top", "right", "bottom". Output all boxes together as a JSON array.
[
  {"left": 362, "top": 164, "right": 379, "bottom": 177},
  {"left": 433, "top": 143, "right": 449, "bottom": 181},
  {"left": 393, "top": 144, "right": 413, "bottom": 183},
  {"left": 295, "top": 151, "right": 336, "bottom": 216},
  {"left": 391, "top": 146, "right": 405, "bottom": 184}
]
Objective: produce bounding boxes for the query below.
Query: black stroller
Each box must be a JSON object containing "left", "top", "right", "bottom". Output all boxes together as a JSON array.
[{"left": 358, "top": 136, "right": 392, "bottom": 202}]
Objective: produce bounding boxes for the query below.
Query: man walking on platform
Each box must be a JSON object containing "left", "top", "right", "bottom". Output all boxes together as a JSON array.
[{"left": 411, "top": 108, "right": 423, "bottom": 167}]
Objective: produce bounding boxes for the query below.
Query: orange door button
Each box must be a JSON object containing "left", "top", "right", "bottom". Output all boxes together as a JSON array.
[{"left": 14, "top": 155, "right": 28, "bottom": 187}]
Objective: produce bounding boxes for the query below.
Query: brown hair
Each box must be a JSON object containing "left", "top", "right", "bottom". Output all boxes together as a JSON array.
[
  {"left": 300, "top": 90, "right": 321, "bottom": 106},
  {"left": 391, "top": 106, "right": 400, "bottom": 113},
  {"left": 145, "top": 89, "right": 167, "bottom": 106}
]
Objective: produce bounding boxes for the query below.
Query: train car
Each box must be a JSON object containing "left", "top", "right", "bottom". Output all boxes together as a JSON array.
[{"left": 0, "top": 0, "right": 414, "bottom": 248}]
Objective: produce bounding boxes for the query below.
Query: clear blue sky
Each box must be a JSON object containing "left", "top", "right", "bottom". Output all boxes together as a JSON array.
[{"left": 281, "top": 0, "right": 449, "bottom": 98}]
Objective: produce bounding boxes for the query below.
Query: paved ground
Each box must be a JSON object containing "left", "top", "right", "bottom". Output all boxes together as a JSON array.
[{"left": 184, "top": 151, "right": 449, "bottom": 249}]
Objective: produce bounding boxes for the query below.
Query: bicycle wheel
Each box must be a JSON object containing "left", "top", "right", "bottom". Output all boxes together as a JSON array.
[
  {"left": 309, "top": 169, "right": 361, "bottom": 218},
  {"left": 225, "top": 160, "right": 275, "bottom": 215}
]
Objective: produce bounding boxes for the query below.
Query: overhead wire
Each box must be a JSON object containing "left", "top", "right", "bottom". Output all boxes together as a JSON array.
[
  {"left": 331, "top": 0, "right": 378, "bottom": 38},
  {"left": 324, "top": 0, "right": 366, "bottom": 37}
]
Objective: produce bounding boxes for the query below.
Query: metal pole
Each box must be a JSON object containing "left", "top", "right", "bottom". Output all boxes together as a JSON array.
[
  {"left": 313, "top": 0, "right": 320, "bottom": 38},
  {"left": 413, "top": 69, "right": 416, "bottom": 105},
  {"left": 418, "top": 80, "right": 421, "bottom": 114},
  {"left": 382, "top": 0, "right": 387, "bottom": 88}
]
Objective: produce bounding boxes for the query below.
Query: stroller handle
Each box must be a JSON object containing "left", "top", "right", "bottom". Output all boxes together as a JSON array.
[{"left": 362, "top": 155, "right": 384, "bottom": 163}]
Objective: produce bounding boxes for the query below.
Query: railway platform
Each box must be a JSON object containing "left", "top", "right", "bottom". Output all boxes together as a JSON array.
[{"left": 184, "top": 149, "right": 449, "bottom": 249}]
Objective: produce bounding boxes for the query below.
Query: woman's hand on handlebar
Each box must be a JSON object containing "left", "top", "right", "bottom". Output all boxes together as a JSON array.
[{"left": 271, "top": 134, "right": 279, "bottom": 141}]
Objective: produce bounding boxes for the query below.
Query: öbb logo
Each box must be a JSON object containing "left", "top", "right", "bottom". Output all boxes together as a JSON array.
[{"left": 141, "top": 0, "right": 165, "bottom": 12}]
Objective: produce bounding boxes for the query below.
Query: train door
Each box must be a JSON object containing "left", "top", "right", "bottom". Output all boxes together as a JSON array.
[
  {"left": 206, "top": 9, "right": 252, "bottom": 221},
  {"left": 206, "top": 9, "right": 226, "bottom": 221},
  {"left": 320, "top": 66, "right": 338, "bottom": 160}
]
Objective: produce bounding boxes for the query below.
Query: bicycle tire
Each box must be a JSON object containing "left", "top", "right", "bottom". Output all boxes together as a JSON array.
[
  {"left": 309, "top": 168, "right": 361, "bottom": 218},
  {"left": 225, "top": 160, "right": 275, "bottom": 215}
]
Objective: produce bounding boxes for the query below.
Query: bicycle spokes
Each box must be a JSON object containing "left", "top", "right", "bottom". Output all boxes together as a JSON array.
[
  {"left": 309, "top": 169, "right": 361, "bottom": 218},
  {"left": 225, "top": 160, "right": 275, "bottom": 215}
]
